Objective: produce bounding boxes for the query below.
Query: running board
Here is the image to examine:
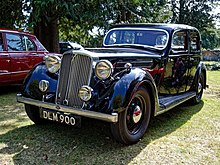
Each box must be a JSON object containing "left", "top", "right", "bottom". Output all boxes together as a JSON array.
[{"left": 156, "top": 91, "right": 196, "bottom": 116}]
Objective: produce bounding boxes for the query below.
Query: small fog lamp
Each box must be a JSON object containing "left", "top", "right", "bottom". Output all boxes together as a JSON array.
[
  {"left": 78, "top": 86, "right": 93, "bottom": 102},
  {"left": 39, "top": 80, "right": 49, "bottom": 92}
]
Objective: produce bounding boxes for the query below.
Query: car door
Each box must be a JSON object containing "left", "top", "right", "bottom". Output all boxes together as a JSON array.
[
  {"left": 0, "top": 32, "right": 11, "bottom": 84},
  {"left": 23, "top": 35, "right": 47, "bottom": 70},
  {"left": 6, "top": 32, "right": 47, "bottom": 83},
  {"left": 186, "top": 30, "right": 201, "bottom": 91},
  {"left": 159, "top": 30, "right": 189, "bottom": 94},
  {"left": 5, "top": 32, "right": 29, "bottom": 83}
]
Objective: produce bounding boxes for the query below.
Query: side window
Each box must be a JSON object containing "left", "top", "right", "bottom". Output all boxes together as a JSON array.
[
  {"left": 190, "top": 31, "right": 200, "bottom": 52},
  {"left": 0, "top": 33, "right": 4, "bottom": 51},
  {"left": 23, "top": 36, "right": 36, "bottom": 51},
  {"left": 35, "top": 39, "right": 47, "bottom": 51},
  {"left": 6, "top": 33, "right": 25, "bottom": 51},
  {"left": 172, "top": 31, "right": 187, "bottom": 51}
]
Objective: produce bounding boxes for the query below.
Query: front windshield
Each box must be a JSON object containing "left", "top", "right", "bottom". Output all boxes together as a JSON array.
[{"left": 104, "top": 28, "right": 168, "bottom": 50}]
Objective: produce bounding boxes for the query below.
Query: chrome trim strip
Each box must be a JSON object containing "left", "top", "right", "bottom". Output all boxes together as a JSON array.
[
  {"left": 0, "top": 53, "right": 9, "bottom": 56},
  {"left": 0, "top": 70, "right": 30, "bottom": 75},
  {"left": 17, "top": 94, "right": 118, "bottom": 123},
  {"left": 11, "top": 70, "right": 30, "bottom": 74},
  {"left": 103, "top": 27, "right": 169, "bottom": 50}
]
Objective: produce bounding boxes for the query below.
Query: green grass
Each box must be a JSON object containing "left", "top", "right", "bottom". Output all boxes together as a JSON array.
[{"left": 0, "top": 72, "right": 220, "bottom": 165}]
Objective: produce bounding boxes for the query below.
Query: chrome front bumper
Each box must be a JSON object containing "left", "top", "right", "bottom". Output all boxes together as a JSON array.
[{"left": 17, "top": 94, "right": 118, "bottom": 123}]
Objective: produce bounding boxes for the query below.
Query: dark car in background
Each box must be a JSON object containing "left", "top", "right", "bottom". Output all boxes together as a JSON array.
[
  {"left": 17, "top": 24, "right": 207, "bottom": 144},
  {"left": 0, "top": 29, "right": 49, "bottom": 86},
  {"left": 59, "top": 41, "right": 83, "bottom": 54}
]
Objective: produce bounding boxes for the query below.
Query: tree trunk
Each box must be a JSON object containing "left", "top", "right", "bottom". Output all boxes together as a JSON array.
[
  {"left": 179, "top": 0, "right": 185, "bottom": 23},
  {"left": 34, "top": 18, "right": 59, "bottom": 53}
]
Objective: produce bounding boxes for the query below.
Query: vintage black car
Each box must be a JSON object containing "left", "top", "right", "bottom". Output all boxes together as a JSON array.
[{"left": 17, "top": 24, "right": 207, "bottom": 145}]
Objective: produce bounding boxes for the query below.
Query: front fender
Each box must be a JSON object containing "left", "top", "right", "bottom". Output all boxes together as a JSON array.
[
  {"left": 108, "top": 68, "right": 159, "bottom": 114},
  {"left": 21, "top": 63, "right": 58, "bottom": 100}
]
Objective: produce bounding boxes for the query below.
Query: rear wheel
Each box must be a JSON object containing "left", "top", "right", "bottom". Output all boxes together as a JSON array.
[
  {"left": 25, "top": 104, "right": 47, "bottom": 124},
  {"left": 111, "top": 87, "right": 151, "bottom": 145},
  {"left": 191, "top": 73, "right": 204, "bottom": 104}
]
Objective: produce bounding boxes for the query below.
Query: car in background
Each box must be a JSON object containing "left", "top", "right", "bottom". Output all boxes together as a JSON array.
[
  {"left": 0, "top": 29, "right": 49, "bottom": 86},
  {"left": 17, "top": 24, "right": 207, "bottom": 145},
  {"left": 59, "top": 41, "right": 83, "bottom": 54}
]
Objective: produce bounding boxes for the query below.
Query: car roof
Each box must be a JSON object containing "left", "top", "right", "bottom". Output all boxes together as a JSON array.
[
  {"left": 0, "top": 29, "right": 36, "bottom": 37},
  {"left": 110, "top": 23, "right": 198, "bottom": 32}
]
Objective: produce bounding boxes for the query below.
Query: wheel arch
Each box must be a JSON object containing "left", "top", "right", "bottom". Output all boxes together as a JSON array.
[
  {"left": 109, "top": 68, "right": 159, "bottom": 116},
  {"left": 140, "top": 80, "right": 159, "bottom": 117},
  {"left": 196, "top": 62, "right": 207, "bottom": 89}
]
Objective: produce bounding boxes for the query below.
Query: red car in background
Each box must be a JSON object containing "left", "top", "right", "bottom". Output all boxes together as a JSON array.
[{"left": 0, "top": 29, "right": 48, "bottom": 86}]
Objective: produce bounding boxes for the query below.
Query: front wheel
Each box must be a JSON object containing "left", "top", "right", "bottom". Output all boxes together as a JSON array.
[
  {"left": 25, "top": 104, "right": 47, "bottom": 124},
  {"left": 110, "top": 87, "right": 151, "bottom": 145}
]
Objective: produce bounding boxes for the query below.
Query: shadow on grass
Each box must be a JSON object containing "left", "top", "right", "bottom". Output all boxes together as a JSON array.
[
  {"left": 0, "top": 101, "right": 204, "bottom": 164},
  {"left": 0, "top": 85, "right": 21, "bottom": 95}
]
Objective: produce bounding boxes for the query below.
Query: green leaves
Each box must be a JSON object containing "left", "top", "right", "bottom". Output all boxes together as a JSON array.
[
  {"left": 0, "top": 0, "right": 24, "bottom": 29},
  {"left": 169, "top": 0, "right": 216, "bottom": 31},
  {"left": 201, "top": 28, "right": 220, "bottom": 50}
]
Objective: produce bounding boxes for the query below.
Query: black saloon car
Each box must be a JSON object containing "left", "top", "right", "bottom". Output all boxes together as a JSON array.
[{"left": 17, "top": 24, "right": 207, "bottom": 144}]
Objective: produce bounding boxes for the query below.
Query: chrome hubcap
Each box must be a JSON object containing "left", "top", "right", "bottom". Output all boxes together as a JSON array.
[
  {"left": 198, "top": 82, "right": 202, "bottom": 94},
  {"left": 132, "top": 105, "right": 142, "bottom": 123}
]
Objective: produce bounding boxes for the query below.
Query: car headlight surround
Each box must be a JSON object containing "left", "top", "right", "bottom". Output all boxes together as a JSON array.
[
  {"left": 78, "top": 85, "right": 93, "bottom": 102},
  {"left": 44, "top": 55, "right": 61, "bottom": 73},
  {"left": 95, "top": 60, "right": 113, "bottom": 80}
]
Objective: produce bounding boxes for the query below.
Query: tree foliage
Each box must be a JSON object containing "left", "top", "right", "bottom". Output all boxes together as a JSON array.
[
  {"left": 169, "top": 0, "right": 220, "bottom": 49},
  {"left": 169, "top": 0, "right": 216, "bottom": 31},
  {"left": 0, "top": 0, "right": 25, "bottom": 29},
  {"left": 59, "top": 0, "right": 168, "bottom": 47},
  {"left": 201, "top": 28, "right": 220, "bottom": 50},
  {"left": 1, "top": 0, "right": 219, "bottom": 50}
]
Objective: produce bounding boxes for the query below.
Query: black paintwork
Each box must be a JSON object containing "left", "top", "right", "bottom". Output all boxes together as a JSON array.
[{"left": 20, "top": 23, "right": 207, "bottom": 116}]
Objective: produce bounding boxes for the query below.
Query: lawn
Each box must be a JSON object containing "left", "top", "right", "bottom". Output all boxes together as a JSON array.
[{"left": 0, "top": 71, "right": 219, "bottom": 165}]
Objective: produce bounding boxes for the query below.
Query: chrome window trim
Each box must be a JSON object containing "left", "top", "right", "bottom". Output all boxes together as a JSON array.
[
  {"left": 171, "top": 29, "right": 188, "bottom": 52},
  {"left": 103, "top": 27, "right": 169, "bottom": 50}
]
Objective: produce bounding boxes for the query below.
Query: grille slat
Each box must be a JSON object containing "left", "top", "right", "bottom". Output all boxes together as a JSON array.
[{"left": 56, "top": 53, "right": 92, "bottom": 108}]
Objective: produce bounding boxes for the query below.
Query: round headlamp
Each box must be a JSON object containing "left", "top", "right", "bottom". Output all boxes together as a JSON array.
[
  {"left": 44, "top": 55, "right": 61, "bottom": 73},
  {"left": 95, "top": 60, "right": 113, "bottom": 80},
  {"left": 78, "top": 86, "right": 93, "bottom": 102}
]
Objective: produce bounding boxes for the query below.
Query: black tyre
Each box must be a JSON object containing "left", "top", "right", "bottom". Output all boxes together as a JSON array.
[
  {"left": 191, "top": 73, "right": 204, "bottom": 104},
  {"left": 25, "top": 104, "right": 47, "bottom": 124},
  {"left": 110, "top": 87, "right": 151, "bottom": 145}
]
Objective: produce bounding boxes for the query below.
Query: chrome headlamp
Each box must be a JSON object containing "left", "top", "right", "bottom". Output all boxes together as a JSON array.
[
  {"left": 44, "top": 55, "right": 61, "bottom": 73},
  {"left": 95, "top": 60, "right": 113, "bottom": 80}
]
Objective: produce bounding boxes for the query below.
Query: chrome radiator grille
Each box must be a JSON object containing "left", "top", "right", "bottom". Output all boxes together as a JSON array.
[{"left": 56, "top": 53, "right": 92, "bottom": 108}]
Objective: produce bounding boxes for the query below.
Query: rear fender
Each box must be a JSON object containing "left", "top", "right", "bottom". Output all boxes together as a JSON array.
[{"left": 194, "top": 62, "right": 207, "bottom": 89}]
